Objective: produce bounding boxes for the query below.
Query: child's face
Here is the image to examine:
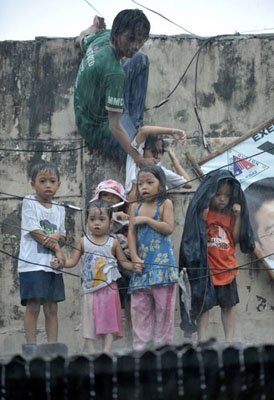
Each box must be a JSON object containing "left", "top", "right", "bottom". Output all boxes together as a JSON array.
[
  {"left": 137, "top": 171, "right": 160, "bottom": 201},
  {"left": 144, "top": 140, "right": 164, "bottom": 163},
  {"left": 254, "top": 199, "right": 274, "bottom": 261},
  {"left": 87, "top": 207, "right": 111, "bottom": 237},
  {"left": 210, "top": 182, "right": 232, "bottom": 212},
  {"left": 31, "top": 170, "right": 60, "bottom": 203},
  {"left": 99, "top": 191, "right": 122, "bottom": 205}
]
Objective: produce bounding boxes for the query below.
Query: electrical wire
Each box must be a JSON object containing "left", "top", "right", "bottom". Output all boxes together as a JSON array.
[
  {"left": 0, "top": 239, "right": 273, "bottom": 293},
  {"left": 81, "top": 0, "right": 104, "bottom": 17},
  {"left": 0, "top": 143, "right": 88, "bottom": 153},
  {"left": 1, "top": 134, "right": 274, "bottom": 205},
  {"left": 1, "top": 137, "right": 274, "bottom": 212},
  {"left": 0, "top": 218, "right": 178, "bottom": 271},
  {"left": 131, "top": 0, "right": 204, "bottom": 39},
  {"left": 1, "top": 12, "right": 273, "bottom": 291},
  {"left": 145, "top": 36, "right": 213, "bottom": 111},
  {"left": 0, "top": 31, "right": 261, "bottom": 155},
  {"left": 1, "top": 2, "right": 273, "bottom": 324},
  {"left": 1, "top": 216, "right": 273, "bottom": 278},
  {"left": 239, "top": 27, "right": 274, "bottom": 34},
  {"left": 0, "top": 1, "right": 267, "bottom": 161}
]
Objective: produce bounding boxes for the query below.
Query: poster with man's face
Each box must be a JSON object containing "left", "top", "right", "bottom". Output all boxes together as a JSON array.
[{"left": 196, "top": 118, "right": 274, "bottom": 277}]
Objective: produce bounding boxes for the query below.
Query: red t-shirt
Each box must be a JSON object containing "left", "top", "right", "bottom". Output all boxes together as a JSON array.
[{"left": 206, "top": 210, "right": 238, "bottom": 286}]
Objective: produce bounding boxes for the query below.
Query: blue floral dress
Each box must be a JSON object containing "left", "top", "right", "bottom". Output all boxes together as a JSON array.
[{"left": 128, "top": 198, "right": 178, "bottom": 293}]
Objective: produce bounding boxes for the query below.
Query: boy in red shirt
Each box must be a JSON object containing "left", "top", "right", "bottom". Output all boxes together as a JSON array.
[
  {"left": 200, "top": 180, "right": 241, "bottom": 342},
  {"left": 179, "top": 170, "right": 254, "bottom": 342}
]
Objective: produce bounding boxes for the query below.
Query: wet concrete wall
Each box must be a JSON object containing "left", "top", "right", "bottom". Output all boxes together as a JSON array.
[{"left": 1, "top": 33, "right": 274, "bottom": 355}]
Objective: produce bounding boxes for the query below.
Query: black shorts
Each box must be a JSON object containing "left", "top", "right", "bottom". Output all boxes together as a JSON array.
[
  {"left": 19, "top": 271, "right": 65, "bottom": 306},
  {"left": 214, "top": 278, "right": 239, "bottom": 308}
]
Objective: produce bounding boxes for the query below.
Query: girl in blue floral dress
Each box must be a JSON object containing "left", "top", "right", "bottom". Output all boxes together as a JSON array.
[{"left": 128, "top": 165, "right": 178, "bottom": 350}]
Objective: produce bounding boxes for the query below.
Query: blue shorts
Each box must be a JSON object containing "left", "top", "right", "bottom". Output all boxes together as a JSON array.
[{"left": 19, "top": 271, "right": 65, "bottom": 306}]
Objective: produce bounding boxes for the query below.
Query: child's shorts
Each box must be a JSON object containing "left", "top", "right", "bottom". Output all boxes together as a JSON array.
[
  {"left": 214, "top": 278, "right": 239, "bottom": 308},
  {"left": 19, "top": 271, "right": 65, "bottom": 306}
]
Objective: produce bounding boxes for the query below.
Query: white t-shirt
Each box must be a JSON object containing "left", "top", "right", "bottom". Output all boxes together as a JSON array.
[
  {"left": 125, "top": 137, "right": 187, "bottom": 193},
  {"left": 18, "top": 195, "right": 66, "bottom": 273}
]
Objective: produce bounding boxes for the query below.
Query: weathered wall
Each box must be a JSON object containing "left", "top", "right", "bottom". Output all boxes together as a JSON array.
[{"left": 1, "top": 33, "right": 274, "bottom": 355}]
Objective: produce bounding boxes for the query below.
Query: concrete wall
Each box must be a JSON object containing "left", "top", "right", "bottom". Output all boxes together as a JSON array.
[{"left": 1, "top": 33, "right": 274, "bottom": 355}]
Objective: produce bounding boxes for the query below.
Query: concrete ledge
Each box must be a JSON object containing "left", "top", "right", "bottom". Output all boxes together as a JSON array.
[{"left": 22, "top": 342, "right": 68, "bottom": 359}]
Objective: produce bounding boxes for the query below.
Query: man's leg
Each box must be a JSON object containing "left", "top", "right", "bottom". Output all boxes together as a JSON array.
[
  {"left": 122, "top": 52, "right": 150, "bottom": 131},
  {"left": 104, "top": 52, "right": 149, "bottom": 161}
]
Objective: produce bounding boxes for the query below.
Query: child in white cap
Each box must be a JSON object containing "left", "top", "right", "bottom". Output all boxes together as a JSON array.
[{"left": 90, "top": 179, "right": 129, "bottom": 236}]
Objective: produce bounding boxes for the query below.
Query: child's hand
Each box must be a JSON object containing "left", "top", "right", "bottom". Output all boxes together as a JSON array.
[
  {"left": 43, "top": 232, "right": 65, "bottom": 250},
  {"left": 167, "top": 143, "right": 177, "bottom": 158},
  {"left": 133, "top": 216, "right": 148, "bottom": 225},
  {"left": 132, "top": 257, "right": 144, "bottom": 273},
  {"left": 85, "top": 16, "right": 106, "bottom": 35},
  {"left": 42, "top": 234, "right": 59, "bottom": 251},
  {"left": 52, "top": 247, "right": 66, "bottom": 269},
  {"left": 202, "top": 208, "right": 209, "bottom": 221},
  {"left": 232, "top": 203, "right": 241, "bottom": 217},
  {"left": 113, "top": 211, "right": 129, "bottom": 222},
  {"left": 172, "top": 129, "right": 187, "bottom": 145},
  {"left": 93, "top": 16, "right": 106, "bottom": 32},
  {"left": 51, "top": 257, "right": 64, "bottom": 270}
]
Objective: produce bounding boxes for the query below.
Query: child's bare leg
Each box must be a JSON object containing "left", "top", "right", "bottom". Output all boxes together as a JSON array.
[
  {"left": 84, "top": 338, "right": 95, "bottom": 353},
  {"left": 221, "top": 306, "right": 236, "bottom": 342},
  {"left": 124, "top": 296, "right": 133, "bottom": 349},
  {"left": 103, "top": 334, "right": 114, "bottom": 353},
  {"left": 197, "top": 311, "right": 210, "bottom": 342},
  {"left": 24, "top": 300, "right": 40, "bottom": 343},
  {"left": 43, "top": 302, "right": 58, "bottom": 342}
]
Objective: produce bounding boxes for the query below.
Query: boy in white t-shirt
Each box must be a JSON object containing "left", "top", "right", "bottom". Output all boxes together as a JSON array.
[
  {"left": 125, "top": 126, "right": 192, "bottom": 201},
  {"left": 18, "top": 162, "right": 66, "bottom": 348}
]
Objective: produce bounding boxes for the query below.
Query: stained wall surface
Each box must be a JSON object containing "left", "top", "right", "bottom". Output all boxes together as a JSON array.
[{"left": 1, "top": 33, "right": 274, "bottom": 355}]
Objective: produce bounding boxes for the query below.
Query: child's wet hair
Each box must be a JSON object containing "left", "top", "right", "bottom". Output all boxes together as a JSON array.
[
  {"left": 30, "top": 161, "right": 60, "bottom": 182},
  {"left": 216, "top": 178, "right": 233, "bottom": 190},
  {"left": 88, "top": 199, "right": 113, "bottom": 220},
  {"left": 213, "top": 178, "right": 234, "bottom": 208},
  {"left": 110, "top": 9, "right": 150, "bottom": 44},
  {"left": 137, "top": 165, "right": 167, "bottom": 197},
  {"left": 143, "top": 135, "right": 166, "bottom": 157}
]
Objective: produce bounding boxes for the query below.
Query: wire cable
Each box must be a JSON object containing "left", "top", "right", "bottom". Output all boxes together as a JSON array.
[
  {"left": 0, "top": 143, "right": 88, "bottom": 153},
  {"left": 1, "top": 241, "right": 273, "bottom": 295},
  {"left": 145, "top": 36, "right": 213, "bottom": 111},
  {"left": 131, "top": 0, "right": 204, "bottom": 39},
  {"left": 2, "top": 137, "right": 273, "bottom": 212},
  {"left": 81, "top": 0, "right": 104, "bottom": 17},
  {"left": 1, "top": 217, "right": 273, "bottom": 277}
]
